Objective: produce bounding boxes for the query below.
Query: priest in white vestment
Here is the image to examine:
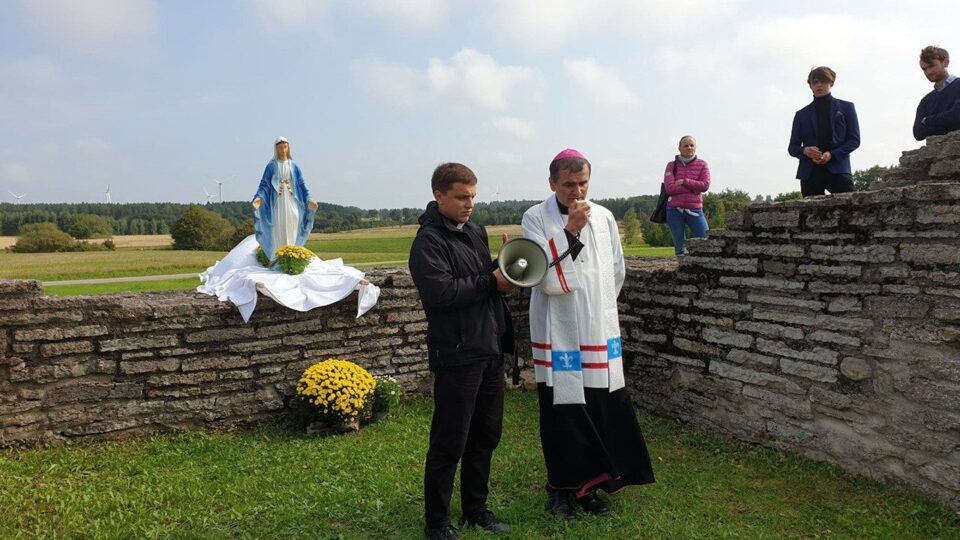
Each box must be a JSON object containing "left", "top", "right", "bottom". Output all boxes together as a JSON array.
[{"left": 522, "top": 148, "right": 655, "bottom": 518}]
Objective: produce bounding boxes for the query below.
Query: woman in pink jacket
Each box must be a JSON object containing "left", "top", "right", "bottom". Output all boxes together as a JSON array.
[{"left": 663, "top": 136, "right": 710, "bottom": 255}]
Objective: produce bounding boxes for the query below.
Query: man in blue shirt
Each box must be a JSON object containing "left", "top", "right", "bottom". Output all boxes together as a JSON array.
[{"left": 914, "top": 46, "right": 960, "bottom": 141}]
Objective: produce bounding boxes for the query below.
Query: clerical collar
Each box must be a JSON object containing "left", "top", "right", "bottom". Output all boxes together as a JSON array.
[
  {"left": 442, "top": 213, "right": 466, "bottom": 230},
  {"left": 557, "top": 201, "right": 569, "bottom": 215}
]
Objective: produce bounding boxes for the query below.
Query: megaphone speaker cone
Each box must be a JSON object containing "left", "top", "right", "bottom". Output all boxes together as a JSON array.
[
  {"left": 506, "top": 258, "right": 528, "bottom": 280},
  {"left": 497, "top": 238, "right": 549, "bottom": 287}
]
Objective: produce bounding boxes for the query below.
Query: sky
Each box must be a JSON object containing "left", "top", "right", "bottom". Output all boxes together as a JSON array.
[{"left": 1, "top": 0, "right": 958, "bottom": 209}]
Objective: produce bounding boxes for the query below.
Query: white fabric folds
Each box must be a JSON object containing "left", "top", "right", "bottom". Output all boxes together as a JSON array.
[{"left": 197, "top": 235, "right": 380, "bottom": 322}]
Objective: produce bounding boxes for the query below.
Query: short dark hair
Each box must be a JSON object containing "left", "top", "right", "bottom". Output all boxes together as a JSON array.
[
  {"left": 431, "top": 162, "right": 477, "bottom": 194},
  {"left": 920, "top": 46, "right": 949, "bottom": 64},
  {"left": 549, "top": 157, "right": 591, "bottom": 180},
  {"left": 807, "top": 66, "right": 836, "bottom": 85}
]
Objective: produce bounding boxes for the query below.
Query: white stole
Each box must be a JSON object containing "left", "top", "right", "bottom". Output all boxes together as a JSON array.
[{"left": 523, "top": 196, "right": 625, "bottom": 405}]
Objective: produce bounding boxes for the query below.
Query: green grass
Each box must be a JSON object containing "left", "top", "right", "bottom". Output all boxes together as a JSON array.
[
  {"left": 4, "top": 231, "right": 675, "bottom": 296},
  {"left": 0, "top": 391, "right": 954, "bottom": 539},
  {"left": 0, "top": 250, "right": 223, "bottom": 281},
  {"left": 624, "top": 246, "right": 674, "bottom": 257},
  {"left": 44, "top": 277, "right": 201, "bottom": 296}
]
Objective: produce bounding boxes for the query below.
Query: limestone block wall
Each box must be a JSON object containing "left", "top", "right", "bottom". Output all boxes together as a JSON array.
[
  {"left": 621, "top": 177, "right": 960, "bottom": 511},
  {"left": 2, "top": 134, "right": 959, "bottom": 512},
  {"left": 0, "top": 269, "right": 429, "bottom": 446}
]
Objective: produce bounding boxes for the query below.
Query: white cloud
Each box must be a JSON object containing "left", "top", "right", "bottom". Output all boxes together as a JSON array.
[
  {"left": 2, "top": 58, "right": 66, "bottom": 88},
  {"left": 492, "top": 117, "right": 535, "bottom": 140},
  {"left": 21, "top": 0, "right": 157, "bottom": 47},
  {"left": 352, "top": 59, "right": 422, "bottom": 108},
  {"left": 493, "top": 0, "right": 741, "bottom": 48},
  {"left": 762, "top": 85, "right": 793, "bottom": 112},
  {"left": 427, "top": 49, "right": 533, "bottom": 110},
  {"left": 73, "top": 137, "right": 112, "bottom": 155},
  {"left": 563, "top": 59, "right": 636, "bottom": 109},
  {"left": 492, "top": 0, "right": 592, "bottom": 48},
  {"left": 2, "top": 162, "right": 30, "bottom": 187},
  {"left": 249, "top": 0, "right": 328, "bottom": 29},
  {"left": 735, "top": 14, "right": 923, "bottom": 84},
  {"left": 356, "top": 0, "right": 448, "bottom": 30},
  {"left": 493, "top": 152, "right": 521, "bottom": 166}
]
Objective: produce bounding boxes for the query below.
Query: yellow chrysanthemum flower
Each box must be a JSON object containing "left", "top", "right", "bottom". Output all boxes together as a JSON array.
[{"left": 296, "top": 358, "right": 376, "bottom": 423}]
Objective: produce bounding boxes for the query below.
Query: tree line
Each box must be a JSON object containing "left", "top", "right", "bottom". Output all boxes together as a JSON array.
[{"left": 2, "top": 164, "right": 894, "bottom": 246}]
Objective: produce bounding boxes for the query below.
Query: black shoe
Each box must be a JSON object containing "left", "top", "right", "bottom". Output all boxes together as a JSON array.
[
  {"left": 424, "top": 524, "right": 460, "bottom": 540},
  {"left": 577, "top": 492, "right": 610, "bottom": 515},
  {"left": 547, "top": 490, "right": 576, "bottom": 520},
  {"left": 462, "top": 509, "right": 511, "bottom": 534}
]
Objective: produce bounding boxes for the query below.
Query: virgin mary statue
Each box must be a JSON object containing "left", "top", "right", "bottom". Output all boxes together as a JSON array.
[
  {"left": 197, "top": 137, "right": 379, "bottom": 322},
  {"left": 252, "top": 136, "right": 318, "bottom": 261}
]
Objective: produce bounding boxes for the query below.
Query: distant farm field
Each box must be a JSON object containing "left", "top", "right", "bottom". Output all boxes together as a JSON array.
[{"left": 0, "top": 224, "right": 671, "bottom": 294}]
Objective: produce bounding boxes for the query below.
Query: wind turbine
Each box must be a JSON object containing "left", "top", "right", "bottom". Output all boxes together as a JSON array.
[
  {"left": 215, "top": 179, "right": 226, "bottom": 203},
  {"left": 104, "top": 184, "right": 112, "bottom": 204},
  {"left": 8, "top": 190, "right": 25, "bottom": 204},
  {"left": 202, "top": 186, "right": 215, "bottom": 204}
]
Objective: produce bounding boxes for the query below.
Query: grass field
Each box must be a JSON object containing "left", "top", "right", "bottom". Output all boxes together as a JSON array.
[
  {"left": 1, "top": 225, "right": 673, "bottom": 295},
  {"left": 0, "top": 391, "right": 954, "bottom": 538},
  {"left": 43, "top": 277, "right": 202, "bottom": 296}
]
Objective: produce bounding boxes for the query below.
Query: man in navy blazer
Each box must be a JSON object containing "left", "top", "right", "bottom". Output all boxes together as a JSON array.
[{"left": 788, "top": 66, "right": 860, "bottom": 197}]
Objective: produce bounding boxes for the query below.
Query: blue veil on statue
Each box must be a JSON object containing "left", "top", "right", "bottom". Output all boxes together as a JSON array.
[{"left": 252, "top": 136, "right": 317, "bottom": 261}]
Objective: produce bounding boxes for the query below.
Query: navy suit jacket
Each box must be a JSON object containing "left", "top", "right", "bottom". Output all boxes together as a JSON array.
[{"left": 788, "top": 97, "right": 860, "bottom": 181}]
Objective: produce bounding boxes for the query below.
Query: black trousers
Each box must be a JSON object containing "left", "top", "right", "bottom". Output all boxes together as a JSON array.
[
  {"left": 424, "top": 357, "right": 505, "bottom": 529},
  {"left": 802, "top": 165, "right": 854, "bottom": 197}
]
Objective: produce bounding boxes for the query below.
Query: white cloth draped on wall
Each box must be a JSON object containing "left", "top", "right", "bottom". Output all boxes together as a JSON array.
[{"left": 197, "top": 235, "right": 380, "bottom": 322}]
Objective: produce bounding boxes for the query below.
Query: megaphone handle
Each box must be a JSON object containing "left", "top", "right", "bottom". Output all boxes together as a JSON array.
[{"left": 511, "top": 286, "right": 527, "bottom": 386}]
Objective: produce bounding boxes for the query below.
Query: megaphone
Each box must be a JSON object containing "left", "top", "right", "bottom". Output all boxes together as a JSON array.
[{"left": 497, "top": 238, "right": 549, "bottom": 287}]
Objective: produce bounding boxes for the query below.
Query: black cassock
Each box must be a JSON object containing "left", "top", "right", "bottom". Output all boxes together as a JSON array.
[{"left": 538, "top": 384, "right": 656, "bottom": 497}]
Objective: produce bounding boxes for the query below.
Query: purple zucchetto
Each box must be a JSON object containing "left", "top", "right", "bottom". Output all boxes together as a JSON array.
[{"left": 551, "top": 148, "right": 588, "bottom": 163}]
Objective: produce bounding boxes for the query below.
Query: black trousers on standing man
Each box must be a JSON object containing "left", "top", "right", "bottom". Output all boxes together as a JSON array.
[
  {"left": 802, "top": 165, "right": 854, "bottom": 197},
  {"left": 423, "top": 356, "right": 505, "bottom": 529}
]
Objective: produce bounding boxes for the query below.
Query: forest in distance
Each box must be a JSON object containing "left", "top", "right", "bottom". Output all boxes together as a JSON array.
[{"left": 0, "top": 164, "right": 891, "bottom": 236}]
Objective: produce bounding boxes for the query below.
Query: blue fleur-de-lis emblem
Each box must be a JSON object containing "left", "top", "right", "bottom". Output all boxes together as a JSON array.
[
  {"left": 607, "top": 337, "right": 622, "bottom": 359},
  {"left": 551, "top": 350, "right": 582, "bottom": 372}
]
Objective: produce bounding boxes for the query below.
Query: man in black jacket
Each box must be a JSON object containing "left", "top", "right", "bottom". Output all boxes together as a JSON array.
[{"left": 409, "top": 162, "right": 515, "bottom": 540}]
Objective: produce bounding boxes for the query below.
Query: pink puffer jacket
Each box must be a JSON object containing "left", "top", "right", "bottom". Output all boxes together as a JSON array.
[{"left": 663, "top": 155, "right": 710, "bottom": 209}]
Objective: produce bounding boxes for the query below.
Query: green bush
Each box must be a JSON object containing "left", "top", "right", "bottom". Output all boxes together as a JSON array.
[
  {"left": 621, "top": 207, "right": 641, "bottom": 245},
  {"left": 12, "top": 223, "right": 75, "bottom": 253},
  {"left": 65, "top": 214, "right": 113, "bottom": 239},
  {"left": 171, "top": 206, "right": 235, "bottom": 251},
  {"left": 640, "top": 219, "right": 673, "bottom": 247},
  {"left": 229, "top": 217, "right": 254, "bottom": 248},
  {"left": 60, "top": 241, "right": 110, "bottom": 252},
  {"left": 373, "top": 375, "right": 403, "bottom": 413}
]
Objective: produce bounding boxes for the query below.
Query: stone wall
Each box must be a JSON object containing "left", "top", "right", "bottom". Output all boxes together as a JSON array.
[
  {"left": 2, "top": 134, "right": 959, "bottom": 512},
  {"left": 621, "top": 135, "right": 960, "bottom": 511},
  {"left": 0, "top": 268, "right": 430, "bottom": 446}
]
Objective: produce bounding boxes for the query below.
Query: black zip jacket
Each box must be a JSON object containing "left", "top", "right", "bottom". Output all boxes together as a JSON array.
[{"left": 408, "top": 201, "right": 513, "bottom": 369}]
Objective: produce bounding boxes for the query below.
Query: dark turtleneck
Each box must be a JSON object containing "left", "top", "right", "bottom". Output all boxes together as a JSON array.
[{"left": 814, "top": 93, "right": 833, "bottom": 153}]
